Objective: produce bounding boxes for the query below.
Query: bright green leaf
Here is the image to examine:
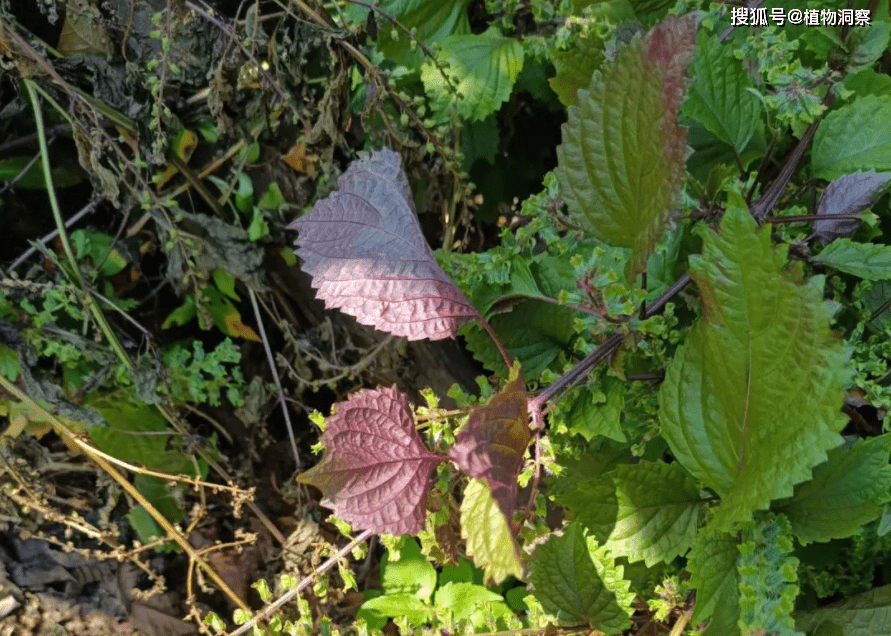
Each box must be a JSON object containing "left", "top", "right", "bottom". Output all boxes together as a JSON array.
[
  {"left": 529, "top": 521, "right": 633, "bottom": 633},
  {"left": 460, "top": 478, "right": 523, "bottom": 584},
  {"left": 561, "top": 381, "right": 626, "bottom": 443},
  {"left": 421, "top": 29, "right": 524, "bottom": 122},
  {"left": 775, "top": 435, "right": 891, "bottom": 544},
  {"left": 813, "top": 239, "right": 891, "bottom": 281},
  {"left": 683, "top": 33, "right": 761, "bottom": 154},
  {"left": 257, "top": 183, "right": 285, "bottom": 210},
  {"left": 358, "top": 594, "right": 431, "bottom": 626},
  {"left": 161, "top": 294, "right": 196, "bottom": 329},
  {"left": 659, "top": 198, "right": 850, "bottom": 531},
  {"left": 604, "top": 461, "right": 701, "bottom": 566},
  {"left": 380, "top": 538, "right": 437, "bottom": 602},
  {"left": 434, "top": 582, "right": 506, "bottom": 621},
  {"left": 212, "top": 268, "right": 239, "bottom": 300},
  {"left": 556, "top": 15, "right": 696, "bottom": 275},
  {"left": 688, "top": 529, "right": 739, "bottom": 629},
  {"left": 248, "top": 207, "right": 269, "bottom": 241},
  {"left": 811, "top": 96, "right": 891, "bottom": 180},
  {"left": 71, "top": 229, "right": 129, "bottom": 277},
  {"left": 235, "top": 173, "right": 253, "bottom": 214}
]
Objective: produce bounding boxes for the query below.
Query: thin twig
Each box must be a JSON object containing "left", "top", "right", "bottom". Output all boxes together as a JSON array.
[
  {"left": 249, "top": 288, "right": 301, "bottom": 468},
  {"left": 9, "top": 197, "right": 100, "bottom": 270}
]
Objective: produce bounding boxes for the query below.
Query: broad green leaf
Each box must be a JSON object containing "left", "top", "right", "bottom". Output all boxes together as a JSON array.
[
  {"left": 566, "top": 461, "right": 702, "bottom": 566},
  {"left": 737, "top": 515, "right": 801, "bottom": 636},
  {"left": 794, "top": 585, "right": 891, "bottom": 636},
  {"left": 688, "top": 530, "right": 739, "bottom": 629},
  {"left": 434, "top": 582, "right": 508, "bottom": 621},
  {"left": 811, "top": 96, "right": 891, "bottom": 180},
  {"left": 683, "top": 33, "right": 761, "bottom": 155},
  {"left": 460, "top": 478, "right": 523, "bottom": 584},
  {"left": 549, "top": 34, "right": 605, "bottom": 107},
  {"left": 380, "top": 538, "right": 437, "bottom": 602},
  {"left": 378, "top": 0, "right": 471, "bottom": 64},
  {"left": 556, "top": 15, "right": 696, "bottom": 275},
  {"left": 529, "top": 522, "right": 633, "bottom": 633},
  {"left": 560, "top": 381, "right": 626, "bottom": 443},
  {"left": 0, "top": 344, "right": 19, "bottom": 382},
  {"left": 421, "top": 29, "right": 524, "bottom": 121},
  {"left": 358, "top": 594, "right": 431, "bottom": 626},
  {"left": 813, "top": 239, "right": 891, "bottom": 281},
  {"left": 844, "top": 68, "right": 891, "bottom": 100},
  {"left": 461, "top": 300, "right": 576, "bottom": 378},
  {"left": 659, "top": 198, "right": 850, "bottom": 531},
  {"left": 775, "top": 435, "right": 891, "bottom": 544}
]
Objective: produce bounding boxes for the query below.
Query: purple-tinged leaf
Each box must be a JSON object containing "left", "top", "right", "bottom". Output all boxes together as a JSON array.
[
  {"left": 289, "top": 149, "right": 480, "bottom": 340},
  {"left": 813, "top": 172, "right": 891, "bottom": 245},
  {"left": 296, "top": 386, "right": 444, "bottom": 536},
  {"left": 449, "top": 376, "right": 531, "bottom": 523},
  {"left": 555, "top": 14, "right": 697, "bottom": 277}
]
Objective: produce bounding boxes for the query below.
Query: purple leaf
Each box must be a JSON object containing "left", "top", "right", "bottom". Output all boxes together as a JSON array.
[
  {"left": 449, "top": 376, "right": 531, "bottom": 523},
  {"left": 814, "top": 172, "right": 891, "bottom": 245},
  {"left": 296, "top": 386, "right": 443, "bottom": 535},
  {"left": 289, "top": 149, "right": 480, "bottom": 340}
]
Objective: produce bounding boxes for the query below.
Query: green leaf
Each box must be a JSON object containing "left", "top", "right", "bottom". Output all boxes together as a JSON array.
[
  {"left": 737, "top": 515, "right": 801, "bottom": 636},
  {"left": 811, "top": 96, "right": 891, "bottom": 180},
  {"left": 248, "top": 207, "right": 269, "bottom": 241},
  {"left": 683, "top": 33, "right": 761, "bottom": 155},
  {"left": 421, "top": 29, "right": 524, "bottom": 121},
  {"left": 257, "top": 183, "right": 285, "bottom": 210},
  {"left": 380, "top": 538, "right": 437, "bottom": 602},
  {"left": 460, "top": 478, "right": 523, "bottom": 584},
  {"left": 813, "top": 239, "right": 891, "bottom": 280},
  {"left": 569, "top": 461, "right": 702, "bottom": 566},
  {"left": 549, "top": 34, "right": 605, "bottom": 107},
  {"left": 0, "top": 156, "right": 82, "bottom": 189},
  {"left": 212, "top": 268, "right": 239, "bottom": 300},
  {"left": 378, "top": 0, "right": 471, "bottom": 64},
  {"left": 560, "top": 380, "right": 626, "bottom": 443},
  {"left": 235, "top": 173, "right": 253, "bottom": 214},
  {"left": 434, "top": 582, "right": 506, "bottom": 621},
  {"left": 659, "top": 198, "right": 850, "bottom": 531},
  {"left": 358, "top": 594, "right": 431, "bottom": 626},
  {"left": 794, "top": 585, "right": 891, "bottom": 636},
  {"left": 775, "top": 435, "right": 891, "bottom": 544},
  {"left": 161, "top": 294, "right": 196, "bottom": 329},
  {"left": 70, "top": 229, "right": 129, "bottom": 277},
  {"left": 688, "top": 529, "right": 739, "bottom": 629},
  {"left": 529, "top": 521, "right": 633, "bottom": 633},
  {"left": 461, "top": 116, "right": 500, "bottom": 168},
  {"left": 0, "top": 343, "right": 20, "bottom": 382},
  {"left": 461, "top": 300, "right": 576, "bottom": 378},
  {"left": 556, "top": 15, "right": 696, "bottom": 275}
]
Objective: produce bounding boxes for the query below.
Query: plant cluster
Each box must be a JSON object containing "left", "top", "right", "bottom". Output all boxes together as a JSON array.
[{"left": 2, "top": 0, "right": 891, "bottom": 634}]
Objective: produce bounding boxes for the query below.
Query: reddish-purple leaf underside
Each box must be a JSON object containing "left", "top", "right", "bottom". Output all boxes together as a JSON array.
[
  {"left": 296, "top": 386, "right": 444, "bottom": 535},
  {"left": 448, "top": 376, "right": 531, "bottom": 523},
  {"left": 289, "top": 149, "right": 480, "bottom": 340},
  {"left": 813, "top": 171, "right": 891, "bottom": 245}
]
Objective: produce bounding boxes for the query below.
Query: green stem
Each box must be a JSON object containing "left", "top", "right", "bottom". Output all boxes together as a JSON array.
[{"left": 23, "top": 79, "right": 132, "bottom": 369}]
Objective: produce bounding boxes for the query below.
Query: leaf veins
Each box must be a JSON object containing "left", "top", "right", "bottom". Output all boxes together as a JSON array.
[
  {"left": 289, "top": 149, "right": 481, "bottom": 340},
  {"left": 296, "top": 386, "right": 443, "bottom": 536},
  {"left": 449, "top": 376, "right": 531, "bottom": 523}
]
